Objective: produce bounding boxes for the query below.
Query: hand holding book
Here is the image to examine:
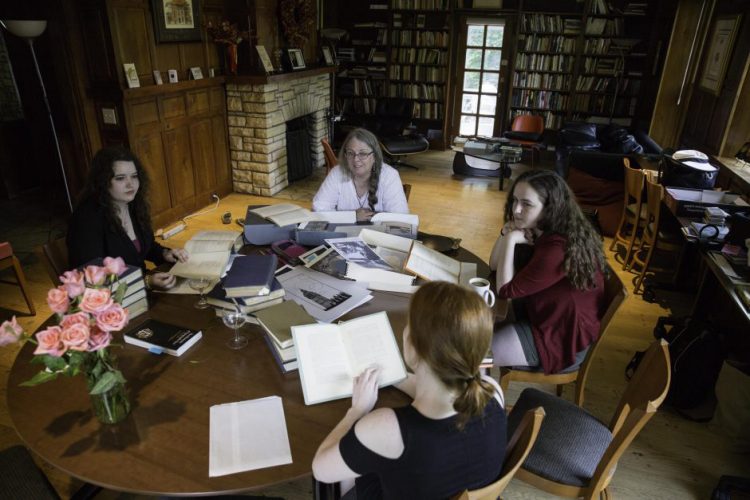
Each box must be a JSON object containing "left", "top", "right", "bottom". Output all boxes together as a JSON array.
[{"left": 351, "top": 366, "right": 381, "bottom": 418}]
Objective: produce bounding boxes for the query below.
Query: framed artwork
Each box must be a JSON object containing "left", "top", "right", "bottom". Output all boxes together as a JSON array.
[
  {"left": 189, "top": 67, "right": 204, "bottom": 80},
  {"left": 288, "top": 48, "right": 306, "bottom": 70},
  {"left": 153, "top": 70, "right": 163, "bottom": 85},
  {"left": 256, "top": 45, "right": 275, "bottom": 74},
  {"left": 123, "top": 63, "right": 140, "bottom": 88},
  {"left": 168, "top": 69, "right": 179, "bottom": 83},
  {"left": 699, "top": 15, "right": 741, "bottom": 95},
  {"left": 151, "top": 0, "right": 202, "bottom": 43},
  {"left": 321, "top": 46, "right": 334, "bottom": 66}
]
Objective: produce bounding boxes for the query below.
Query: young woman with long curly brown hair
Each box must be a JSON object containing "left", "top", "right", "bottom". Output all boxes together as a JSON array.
[
  {"left": 312, "top": 128, "right": 409, "bottom": 221},
  {"left": 67, "top": 147, "right": 188, "bottom": 289},
  {"left": 489, "top": 169, "right": 607, "bottom": 374}
]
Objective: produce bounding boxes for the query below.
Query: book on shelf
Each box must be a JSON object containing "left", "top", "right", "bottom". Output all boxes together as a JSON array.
[
  {"left": 254, "top": 300, "right": 317, "bottom": 349},
  {"left": 249, "top": 203, "right": 313, "bottom": 227},
  {"left": 262, "top": 334, "right": 298, "bottom": 373},
  {"left": 124, "top": 319, "right": 202, "bottom": 356},
  {"left": 169, "top": 230, "right": 241, "bottom": 280},
  {"left": 292, "top": 311, "right": 407, "bottom": 405},
  {"left": 404, "top": 241, "right": 477, "bottom": 285},
  {"left": 206, "top": 278, "right": 285, "bottom": 313},
  {"left": 223, "top": 254, "right": 278, "bottom": 298}
]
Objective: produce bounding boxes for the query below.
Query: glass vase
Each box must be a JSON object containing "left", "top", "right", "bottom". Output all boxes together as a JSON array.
[{"left": 89, "top": 382, "right": 131, "bottom": 424}]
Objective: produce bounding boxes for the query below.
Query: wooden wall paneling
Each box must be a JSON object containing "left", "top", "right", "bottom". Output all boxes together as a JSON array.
[
  {"left": 79, "top": 4, "right": 118, "bottom": 85},
  {"left": 189, "top": 118, "right": 218, "bottom": 197},
  {"left": 723, "top": 55, "right": 750, "bottom": 156},
  {"left": 187, "top": 89, "right": 211, "bottom": 115},
  {"left": 154, "top": 43, "right": 183, "bottom": 77},
  {"left": 180, "top": 43, "right": 207, "bottom": 76},
  {"left": 163, "top": 125, "right": 197, "bottom": 211},
  {"left": 108, "top": 3, "right": 155, "bottom": 85},
  {"left": 161, "top": 94, "right": 187, "bottom": 120},
  {"left": 132, "top": 130, "right": 172, "bottom": 215},
  {"left": 211, "top": 115, "right": 231, "bottom": 190}
]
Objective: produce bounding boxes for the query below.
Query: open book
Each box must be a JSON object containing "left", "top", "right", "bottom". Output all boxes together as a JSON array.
[
  {"left": 404, "top": 241, "right": 477, "bottom": 285},
  {"left": 292, "top": 311, "right": 407, "bottom": 405},
  {"left": 169, "top": 231, "right": 241, "bottom": 280},
  {"left": 250, "top": 203, "right": 313, "bottom": 227},
  {"left": 342, "top": 229, "right": 416, "bottom": 292}
]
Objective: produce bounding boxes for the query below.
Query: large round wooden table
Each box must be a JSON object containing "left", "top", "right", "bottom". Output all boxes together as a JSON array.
[{"left": 7, "top": 248, "right": 491, "bottom": 496}]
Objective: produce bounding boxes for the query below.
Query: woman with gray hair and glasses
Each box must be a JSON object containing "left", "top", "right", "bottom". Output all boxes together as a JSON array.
[{"left": 313, "top": 128, "right": 409, "bottom": 221}]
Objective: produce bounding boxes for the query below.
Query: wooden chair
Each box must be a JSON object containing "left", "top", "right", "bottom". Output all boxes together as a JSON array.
[
  {"left": 499, "top": 266, "right": 627, "bottom": 407},
  {"left": 39, "top": 237, "right": 69, "bottom": 286},
  {"left": 609, "top": 158, "right": 646, "bottom": 269},
  {"left": 0, "top": 242, "right": 35, "bottom": 315},
  {"left": 503, "top": 114, "right": 544, "bottom": 167},
  {"left": 506, "top": 339, "right": 671, "bottom": 499},
  {"left": 453, "top": 407, "right": 545, "bottom": 500},
  {"left": 321, "top": 138, "right": 338, "bottom": 175},
  {"left": 630, "top": 177, "right": 685, "bottom": 296}
]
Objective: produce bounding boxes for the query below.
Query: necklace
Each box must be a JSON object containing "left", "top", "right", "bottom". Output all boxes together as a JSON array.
[{"left": 353, "top": 180, "right": 368, "bottom": 209}]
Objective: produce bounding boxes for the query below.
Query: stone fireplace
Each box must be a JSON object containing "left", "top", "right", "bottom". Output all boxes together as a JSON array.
[{"left": 226, "top": 72, "right": 331, "bottom": 196}]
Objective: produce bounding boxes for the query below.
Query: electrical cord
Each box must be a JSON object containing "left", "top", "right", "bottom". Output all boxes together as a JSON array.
[{"left": 182, "top": 195, "right": 221, "bottom": 224}]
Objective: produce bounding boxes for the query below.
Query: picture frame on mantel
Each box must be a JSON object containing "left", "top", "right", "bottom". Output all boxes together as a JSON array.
[
  {"left": 151, "top": 0, "right": 202, "bottom": 43},
  {"left": 699, "top": 14, "right": 741, "bottom": 95},
  {"left": 287, "top": 48, "right": 306, "bottom": 70}
]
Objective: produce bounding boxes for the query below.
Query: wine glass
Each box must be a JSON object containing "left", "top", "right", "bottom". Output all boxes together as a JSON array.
[
  {"left": 188, "top": 277, "right": 211, "bottom": 309},
  {"left": 222, "top": 307, "right": 248, "bottom": 350}
]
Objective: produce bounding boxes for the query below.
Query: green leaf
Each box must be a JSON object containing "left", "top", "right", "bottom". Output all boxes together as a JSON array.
[
  {"left": 114, "top": 282, "right": 128, "bottom": 304},
  {"left": 30, "top": 356, "right": 47, "bottom": 365},
  {"left": 111, "top": 370, "right": 127, "bottom": 385},
  {"left": 89, "top": 371, "right": 118, "bottom": 395},
  {"left": 43, "top": 355, "right": 67, "bottom": 372},
  {"left": 19, "top": 370, "right": 58, "bottom": 387}
]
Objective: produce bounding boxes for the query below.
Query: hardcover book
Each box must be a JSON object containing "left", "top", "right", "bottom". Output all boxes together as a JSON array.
[
  {"left": 404, "top": 241, "right": 477, "bottom": 285},
  {"left": 254, "top": 300, "right": 316, "bottom": 349},
  {"left": 249, "top": 203, "right": 313, "bottom": 227},
  {"left": 124, "top": 319, "right": 202, "bottom": 357},
  {"left": 206, "top": 278, "right": 285, "bottom": 313},
  {"left": 262, "top": 334, "right": 298, "bottom": 373},
  {"left": 292, "top": 311, "right": 406, "bottom": 405},
  {"left": 223, "top": 254, "right": 278, "bottom": 298}
]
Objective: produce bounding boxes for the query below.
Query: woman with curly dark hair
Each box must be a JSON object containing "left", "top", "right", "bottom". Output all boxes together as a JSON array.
[
  {"left": 67, "top": 147, "right": 188, "bottom": 289},
  {"left": 312, "top": 128, "right": 409, "bottom": 221},
  {"left": 489, "top": 169, "right": 607, "bottom": 374},
  {"left": 313, "top": 282, "right": 506, "bottom": 499}
]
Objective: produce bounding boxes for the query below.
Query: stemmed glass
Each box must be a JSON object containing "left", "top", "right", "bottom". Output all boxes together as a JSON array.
[
  {"left": 222, "top": 306, "right": 248, "bottom": 350},
  {"left": 188, "top": 277, "right": 212, "bottom": 309}
]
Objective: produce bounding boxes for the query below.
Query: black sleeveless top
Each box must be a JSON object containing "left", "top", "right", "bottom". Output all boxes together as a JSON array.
[{"left": 339, "top": 398, "right": 506, "bottom": 499}]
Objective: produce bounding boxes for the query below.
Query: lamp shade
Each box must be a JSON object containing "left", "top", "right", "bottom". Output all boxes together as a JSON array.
[{"left": 2, "top": 20, "right": 47, "bottom": 39}]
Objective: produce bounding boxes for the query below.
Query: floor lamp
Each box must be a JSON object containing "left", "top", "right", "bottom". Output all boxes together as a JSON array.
[{"left": 1, "top": 20, "right": 73, "bottom": 213}]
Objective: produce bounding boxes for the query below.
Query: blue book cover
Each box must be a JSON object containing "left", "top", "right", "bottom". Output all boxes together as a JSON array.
[{"left": 223, "top": 254, "right": 278, "bottom": 298}]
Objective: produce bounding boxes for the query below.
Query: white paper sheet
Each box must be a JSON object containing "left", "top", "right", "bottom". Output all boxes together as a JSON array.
[{"left": 209, "top": 396, "right": 292, "bottom": 477}]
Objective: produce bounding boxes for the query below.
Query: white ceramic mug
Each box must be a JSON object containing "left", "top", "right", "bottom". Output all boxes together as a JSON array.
[{"left": 469, "top": 277, "right": 496, "bottom": 307}]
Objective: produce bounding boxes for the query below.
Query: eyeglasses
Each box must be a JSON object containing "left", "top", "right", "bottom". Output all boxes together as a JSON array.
[{"left": 344, "top": 151, "right": 374, "bottom": 161}]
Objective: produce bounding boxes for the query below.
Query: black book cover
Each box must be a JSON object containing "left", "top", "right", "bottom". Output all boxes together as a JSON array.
[{"left": 124, "top": 319, "right": 202, "bottom": 357}]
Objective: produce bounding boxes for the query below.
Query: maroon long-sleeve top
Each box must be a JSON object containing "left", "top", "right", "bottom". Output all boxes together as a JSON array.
[{"left": 497, "top": 233, "right": 604, "bottom": 374}]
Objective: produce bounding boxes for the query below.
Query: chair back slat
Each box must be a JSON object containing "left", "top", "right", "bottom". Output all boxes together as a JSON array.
[
  {"left": 453, "top": 407, "right": 545, "bottom": 500},
  {"left": 321, "top": 138, "right": 337, "bottom": 175},
  {"left": 41, "top": 238, "right": 69, "bottom": 285}
]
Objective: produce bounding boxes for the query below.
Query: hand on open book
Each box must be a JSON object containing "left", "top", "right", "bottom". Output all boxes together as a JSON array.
[
  {"left": 150, "top": 272, "right": 177, "bottom": 290},
  {"left": 355, "top": 208, "right": 375, "bottom": 222},
  {"left": 351, "top": 366, "right": 381, "bottom": 419},
  {"left": 163, "top": 247, "right": 190, "bottom": 263}
]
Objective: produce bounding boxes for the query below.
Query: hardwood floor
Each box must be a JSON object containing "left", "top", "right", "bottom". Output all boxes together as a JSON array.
[{"left": 0, "top": 150, "right": 747, "bottom": 499}]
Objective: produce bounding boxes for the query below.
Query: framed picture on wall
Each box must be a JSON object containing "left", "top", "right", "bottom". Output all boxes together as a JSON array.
[
  {"left": 321, "top": 46, "right": 335, "bottom": 66},
  {"left": 123, "top": 63, "right": 140, "bottom": 88},
  {"left": 288, "top": 48, "right": 306, "bottom": 70},
  {"left": 151, "top": 0, "right": 202, "bottom": 43},
  {"left": 699, "top": 15, "right": 741, "bottom": 95}
]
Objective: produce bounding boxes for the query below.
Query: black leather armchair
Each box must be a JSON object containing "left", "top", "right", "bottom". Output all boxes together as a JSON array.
[{"left": 361, "top": 98, "right": 429, "bottom": 170}]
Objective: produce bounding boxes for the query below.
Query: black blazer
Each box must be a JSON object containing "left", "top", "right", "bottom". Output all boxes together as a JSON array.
[{"left": 67, "top": 197, "right": 166, "bottom": 269}]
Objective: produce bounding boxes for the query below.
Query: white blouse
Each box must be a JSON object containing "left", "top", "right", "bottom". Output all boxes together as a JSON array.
[{"left": 312, "top": 163, "right": 410, "bottom": 213}]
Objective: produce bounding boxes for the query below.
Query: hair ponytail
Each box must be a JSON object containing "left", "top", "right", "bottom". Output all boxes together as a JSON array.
[
  {"left": 453, "top": 374, "right": 495, "bottom": 430},
  {"left": 367, "top": 165, "right": 380, "bottom": 210}
]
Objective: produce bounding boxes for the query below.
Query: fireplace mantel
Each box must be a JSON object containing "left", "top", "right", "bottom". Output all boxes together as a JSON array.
[{"left": 226, "top": 66, "right": 335, "bottom": 86}]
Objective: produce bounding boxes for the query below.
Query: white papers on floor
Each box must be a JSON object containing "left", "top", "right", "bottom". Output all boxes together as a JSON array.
[
  {"left": 209, "top": 396, "right": 292, "bottom": 477},
  {"left": 275, "top": 266, "right": 373, "bottom": 323}
]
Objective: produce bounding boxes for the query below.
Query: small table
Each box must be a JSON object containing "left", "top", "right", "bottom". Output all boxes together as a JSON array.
[
  {"left": 459, "top": 139, "right": 523, "bottom": 190},
  {"left": 7, "top": 245, "right": 497, "bottom": 497}
]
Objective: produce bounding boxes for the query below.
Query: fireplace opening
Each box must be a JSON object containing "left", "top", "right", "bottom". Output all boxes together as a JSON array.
[{"left": 286, "top": 115, "right": 313, "bottom": 182}]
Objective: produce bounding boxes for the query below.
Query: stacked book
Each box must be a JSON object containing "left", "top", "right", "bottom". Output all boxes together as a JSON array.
[
  {"left": 84, "top": 258, "right": 148, "bottom": 319},
  {"left": 207, "top": 254, "right": 283, "bottom": 316},
  {"left": 254, "top": 300, "right": 316, "bottom": 373},
  {"left": 704, "top": 207, "right": 730, "bottom": 226}
]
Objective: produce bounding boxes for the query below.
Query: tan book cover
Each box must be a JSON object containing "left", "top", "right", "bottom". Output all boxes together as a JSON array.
[{"left": 254, "top": 300, "right": 316, "bottom": 349}]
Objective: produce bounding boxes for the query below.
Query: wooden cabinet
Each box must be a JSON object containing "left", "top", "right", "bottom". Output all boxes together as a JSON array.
[{"left": 123, "top": 78, "right": 231, "bottom": 228}]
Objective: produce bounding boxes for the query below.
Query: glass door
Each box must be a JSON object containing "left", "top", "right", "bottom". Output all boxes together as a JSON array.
[{"left": 452, "top": 18, "right": 507, "bottom": 138}]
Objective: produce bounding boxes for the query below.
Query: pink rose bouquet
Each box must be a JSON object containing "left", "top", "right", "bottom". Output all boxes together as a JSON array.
[{"left": 1, "top": 257, "right": 132, "bottom": 397}]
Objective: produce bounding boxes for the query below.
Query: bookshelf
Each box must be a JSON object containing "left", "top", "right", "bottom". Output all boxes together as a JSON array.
[
  {"left": 509, "top": 0, "right": 659, "bottom": 131},
  {"left": 332, "top": 0, "right": 453, "bottom": 148}
]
